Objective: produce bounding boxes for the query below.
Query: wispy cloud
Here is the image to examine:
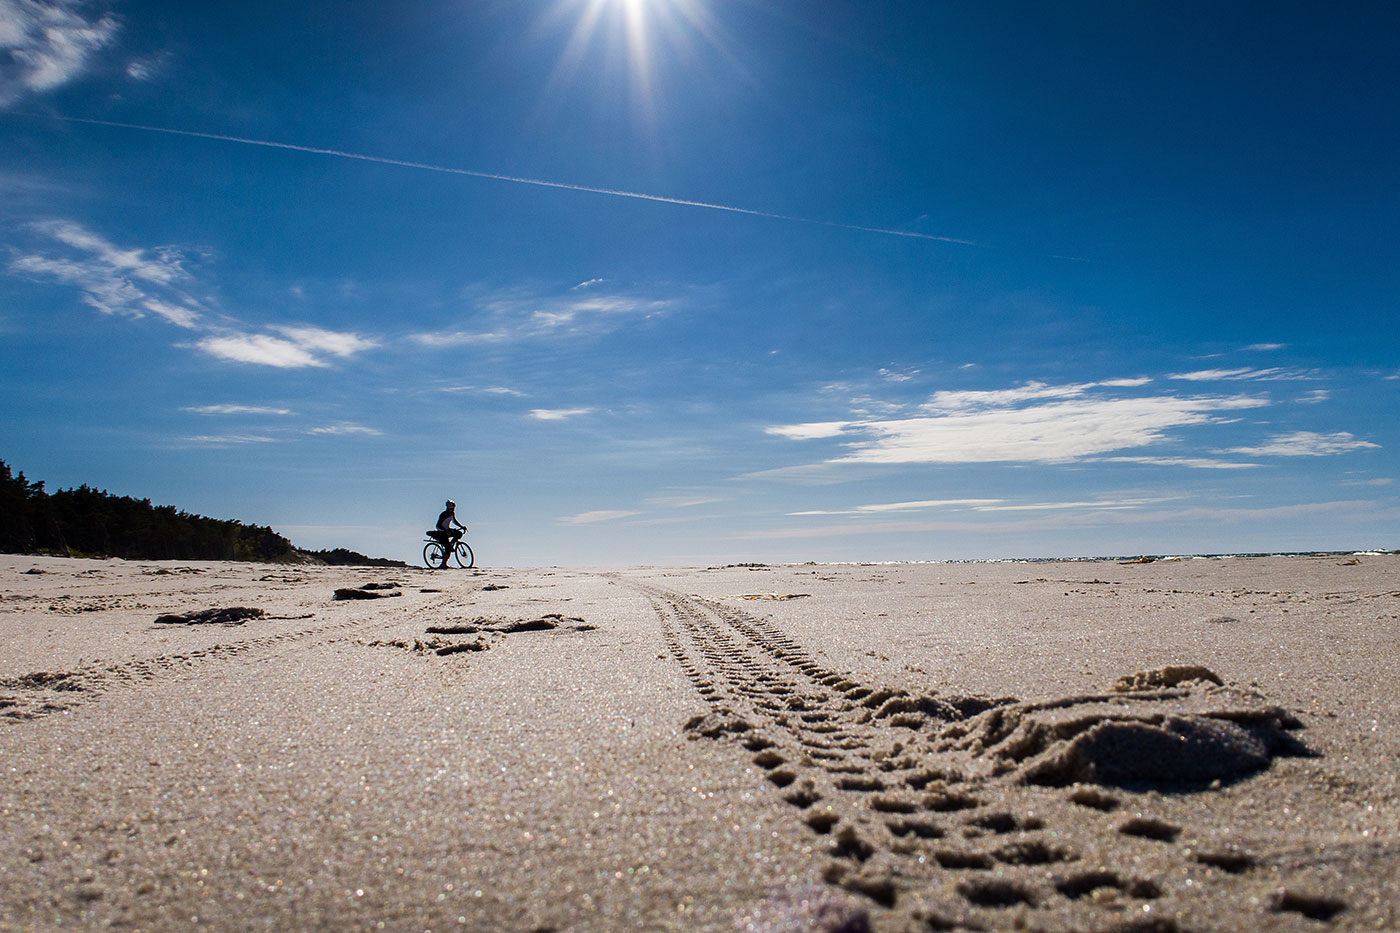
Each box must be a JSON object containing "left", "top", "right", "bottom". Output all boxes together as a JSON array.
[
  {"left": 919, "top": 378, "right": 1151, "bottom": 413},
  {"left": 1340, "top": 477, "right": 1393, "bottom": 487},
  {"left": 769, "top": 388, "right": 1267, "bottom": 465},
  {"left": 847, "top": 395, "right": 909, "bottom": 418},
  {"left": 9, "top": 220, "right": 387, "bottom": 369},
  {"left": 1168, "top": 367, "right": 1310, "bottom": 382},
  {"left": 407, "top": 330, "right": 509, "bottom": 348},
  {"left": 307, "top": 422, "right": 382, "bottom": 436},
  {"left": 739, "top": 499, "right": 1385, "bottom": 540},
  {"left": 740, "top": 519, "right": 990, "bottom": 540},
  {"left": 40, "top": 220, "right": 181, "bottom": 284},
  {"left": 970, "top": 496, "right": 1178, "bottom": 512},
  {"left": 0, "top": 169, "right": 70, "bottom": 200},
  {"left": 186, "top": 434, "right": 278, "bottom": 446},
  {"left": 737, "top": 463, "right": 851, "bottom": 485},
  {"left": 434, "top": 384, "right": 528, "bottom": 397},
  {"left": 10, "top": 220, "right": 202, "bottom": 326},
  {"left": 1224, "top": 431, "right": 1378, "bottom": 457},
  {"left": 275, "top": 326, "right": 376, "bottom": 359},
  {"left": 879, "top": 367, "right": 919, "bottom": 383},
  {"left": 1242, "top": 343, "right": 1286, "bottom": 352},
  {"left": 409, "top": 290, "right": 672, "bottom": 347},
  {"left": 196, "top": 334, "right": 321, "bottom": 368},
  {"left": 558, "top": 509, "right": 640, "bottom": 524},
  {"left": 791, "top": 496, "right": 1176, "bottom": 517},
  {"left": 767, "top": 374, "right": 1385, "bottom": 474},
  {"left": 770, "top": 421, "right": 854, "bottom": 441},
  {"left": 0, "top": 0, "right": 118, "bottom": 106},
  {"left": 123, "top": 51, "right": 169, "bottom": 81},
  {"left": 529, "top": 294, "right": 672, "bottom": 330},
  {"left": 529, "top": 407, "right": 592, "bottom": 421},
  {"left": 183, "top": 404, "right": 293, "bottom": 416},
  {"left": 182, "top": 416, "right": 383, "bottom": 441},
  {"left": 1098, "top": 456, "right": 1260, "bottom": 470},
  {"left": 196, "top": 326, "right": 377, "bottom": 368},
  {"left": 136, "top": 298, "right": 199, "bottom": 328},
  {"left": 791, "top": 498, "right": 1002, "bottom": 516},
  {"left": 645, "top": 494, "right": 727, "bottom": 508}
]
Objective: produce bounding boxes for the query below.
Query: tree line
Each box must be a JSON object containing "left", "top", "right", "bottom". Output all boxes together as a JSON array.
[{"left": 1, "top": 460, "right": 402, "bottom": 565}]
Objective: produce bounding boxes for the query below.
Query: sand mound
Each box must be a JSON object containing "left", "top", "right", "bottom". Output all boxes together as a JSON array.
[
  {"left": 153, "top": 606, "right": 265, "bottom": 625},
  {"left": 333, "top": 587, "right": 401, "bottom": 600},
  {"left": 1019, "top": 714, "right": 1273, "bottom": 785},
  {"left": 365, "top": 636, "right": 489, "bottom": 657},
  {"left": 1111, "top": 665, "right": 1222, "bottom": 692},
  {"left": 865, "top": 691, "right": 1011, "bottom": 728},
  {"left": 936, "top": 668, "right": 1307, "bottom": 788},
  {"left": 425, "top": 614, "right": 591, "bottom": 635}
]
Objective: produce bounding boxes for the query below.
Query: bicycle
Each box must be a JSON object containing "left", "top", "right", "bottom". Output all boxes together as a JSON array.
[{"left": 423, "top": 533, "right": 474, "bottom": 569}]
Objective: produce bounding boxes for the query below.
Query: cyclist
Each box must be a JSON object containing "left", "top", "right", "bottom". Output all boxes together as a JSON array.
[{"left": 434, "top": 500, "right": 466, "bottom": 548}]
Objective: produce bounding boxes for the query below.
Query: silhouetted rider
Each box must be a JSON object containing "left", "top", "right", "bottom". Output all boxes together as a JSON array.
[{"left": 434, "top": 500, "right": 465, "bottom": 546}]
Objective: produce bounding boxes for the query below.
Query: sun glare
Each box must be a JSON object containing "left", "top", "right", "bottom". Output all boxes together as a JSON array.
[{"left": 540, "top": 0, "right": 733, "bottom": 125}]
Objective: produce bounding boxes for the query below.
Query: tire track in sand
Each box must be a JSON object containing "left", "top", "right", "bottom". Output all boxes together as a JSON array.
[
  {"left": 635, "top": 582, "right": 1357, "bottom": 933},
  {"left": 0, "top": 606, "right": 419, "bottom": 725}
]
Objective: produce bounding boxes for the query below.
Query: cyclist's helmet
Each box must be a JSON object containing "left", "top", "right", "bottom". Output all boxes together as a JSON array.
[{"left": 445, "top": 500, "right": 455, "bottom": 509}]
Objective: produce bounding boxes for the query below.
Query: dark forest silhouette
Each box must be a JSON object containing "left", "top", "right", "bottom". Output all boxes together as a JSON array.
[{"left": 1, "top": 460, "right": 402, "bottom": 566}]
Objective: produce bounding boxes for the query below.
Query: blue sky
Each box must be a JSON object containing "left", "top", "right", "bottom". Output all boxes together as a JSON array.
[{"left": 2, "top": 0, "right": 1396, "bottom": 565}]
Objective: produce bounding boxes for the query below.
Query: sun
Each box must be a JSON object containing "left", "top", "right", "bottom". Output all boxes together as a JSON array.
[{"left": 539, "top": 0, "right": 731, "bottom": 123}]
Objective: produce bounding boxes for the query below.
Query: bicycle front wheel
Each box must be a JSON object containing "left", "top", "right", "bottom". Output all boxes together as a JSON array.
[
  {"left": 423, "top": 541, "right": 446, "bottom": 569},
  {"left": 452, "top": 541, "right": 474, "bottom": 569}
]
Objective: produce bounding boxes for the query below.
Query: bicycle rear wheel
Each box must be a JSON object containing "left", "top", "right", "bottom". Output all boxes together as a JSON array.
[
  {"left": 423, "top": 541, "right": 446, "bottom": 568},
  {"left": 452, "top": 541, "right": 474, "bottom": 569}
]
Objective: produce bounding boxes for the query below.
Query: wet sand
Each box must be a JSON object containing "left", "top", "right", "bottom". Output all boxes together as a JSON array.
[{"left": 1, "top": 554, "right": 1397, "bottom": 931}]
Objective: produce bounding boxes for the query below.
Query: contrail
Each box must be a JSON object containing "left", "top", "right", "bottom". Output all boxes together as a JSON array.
[{"left": 17, "top": 112, "right": 979, "bottom": 247}]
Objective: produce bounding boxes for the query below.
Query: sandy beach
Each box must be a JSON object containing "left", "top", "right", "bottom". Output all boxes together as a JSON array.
[{"left": 1, "top": 553, "right": 1397, "bottom": 932}]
